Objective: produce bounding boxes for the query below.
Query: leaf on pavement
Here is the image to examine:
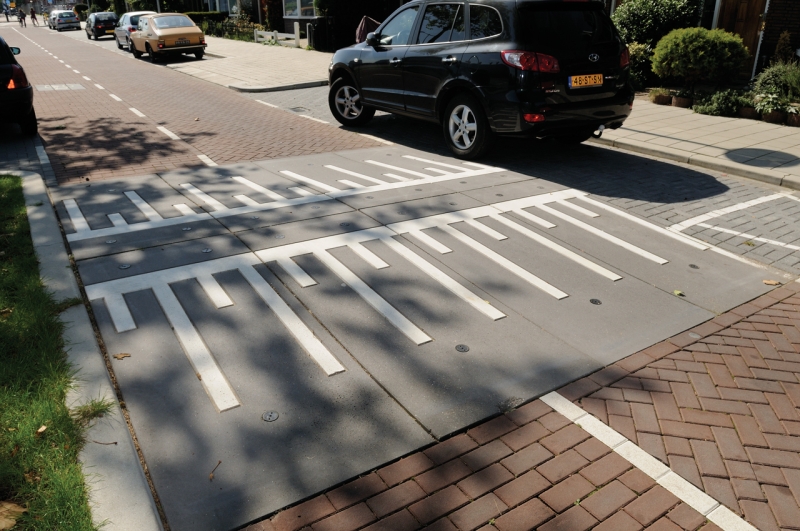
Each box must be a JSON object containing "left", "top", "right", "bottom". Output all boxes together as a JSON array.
[
  {"left": 673, "top": 290, "right": 685, "bottom": 297},
  {"left": 209, "top": 460, "right": 221, "bottom": 481},
  {"left": 113, "top": 353, "right": 131, "bottom": 361},
  {"left": 763, "top": 280, "right": 781, "bottom": 286},
  {"left": 0, "top": 501, "right": 27, "bottom": 530}
]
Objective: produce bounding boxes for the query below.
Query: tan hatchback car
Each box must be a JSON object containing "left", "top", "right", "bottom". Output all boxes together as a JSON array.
[{"left": 130, "top": 13, "right": 206, "bottom": 62}]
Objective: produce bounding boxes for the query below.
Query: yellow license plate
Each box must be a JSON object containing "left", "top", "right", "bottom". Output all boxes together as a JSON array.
[
  {"left": 569, "top": 74, "right": 603, "bottom": 88},
  {"left": 105, "top": 29, "right": 114, "bottom": 33}
]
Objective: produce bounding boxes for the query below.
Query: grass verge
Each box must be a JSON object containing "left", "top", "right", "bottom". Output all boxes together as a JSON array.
[{"left": 0, "top": 174, "right": 103, "bottom": 530}]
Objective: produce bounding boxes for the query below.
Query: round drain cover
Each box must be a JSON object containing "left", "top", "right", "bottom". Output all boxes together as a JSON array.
[
  {"left": 182, "top": 227, "right": 192, "bottom": 231},
  {"left": 106, "top": 240, "right": 116, "bottom": 244},
  {"left": 689, "top": 332, "right": 702, "bottom": 339},
  {"left": 262, "top": 411, "right": 279, "bottom": 422},
  {"left": 340, "top": 222, "right": 351, "bottom": 227},
  {"left": 251, "top": 216, "right": 259, "bottom": 220},
  {"left": 119, "top": 264, "right": 131, "bottom": 270},
  {"left": 455, "top": 344, "right": 470, "bottom": 353},
  {"left": 274, "top": 234, "right": 285, "bottom": 239},
  {"left": 689, "top": 264, "right": 699, "bottom": 269},
  {"left": 202, "top": 248, "right": 213, "bottom": 253},
  {"left": 590, "top": 299, "right": 602, "bottom": 305}
]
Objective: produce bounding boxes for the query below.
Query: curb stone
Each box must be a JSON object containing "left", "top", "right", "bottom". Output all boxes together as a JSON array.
[
  {"left": 17, "top": 170, "right": 163, "bottom": 531},
  {"left": 227, "top": 80, "right": 328, "bottom": 92}
]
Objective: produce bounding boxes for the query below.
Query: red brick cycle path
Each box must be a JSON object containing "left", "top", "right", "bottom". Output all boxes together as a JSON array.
[{"left": 240, "top": 282, "right": 800, "bottom": 531}]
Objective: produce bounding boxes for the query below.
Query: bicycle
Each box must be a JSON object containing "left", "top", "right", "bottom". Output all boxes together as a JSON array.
[{"left": 18, "top": 14, "right": 26, "bottom": 27}]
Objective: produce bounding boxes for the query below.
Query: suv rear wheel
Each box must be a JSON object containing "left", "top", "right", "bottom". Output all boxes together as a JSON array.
[
  {"left": 19, "top": 108, "right": 37, "bottom": 136},
  {"left": 328, "top": 77, "right": 375, "bottom": 127},
  {"left": 443, "top": 93, "right": 491, "bottom": 160}
]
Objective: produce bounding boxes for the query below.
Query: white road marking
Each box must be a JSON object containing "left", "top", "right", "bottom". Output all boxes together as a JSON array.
[
  {"left": 82, "top": 76, "right": 91, "bottom": 81},
  {"left": 173, "top": 204, "right": 196, "bottom": 216},
  {"left": 197, "top": 154, "right": 218, "bottom": 167},
  {"left": 104, "top": 293, "right": 136, "bottom": 333},
  {"left": 232, "top": 176, "right": 286, "bottom": 201},
  {"left": 358, "top": 133, "right": 394, "bottom": 145},
  {"left": 63, "top": 199, "right": 90, "bottom": 232},
  {"left": 324, "top": 165, "right": 389, "bottom": 185},
  {"left": 196, "top": 274, "right": 234, "bottom": 308},
  {"left": 280, "top": 170, "right": 340, "bottom": 193},
  {"left": 277, "top": 257, "right": 318, "bottom": 287},
  {"left": 129, "top": 107, "right": 146, "bottom": 118},
  {"left": 669, "top": 193, "right": 788, "bottom": 232},
  {"left": 289, "top": 186, "right": 315, "bottom": 197},
  {"left": 338, "top": 179, "right": 366, "bottom": 189},
  {"left": 464, "top": 218, "right": 507, "bottom": 241},
  {"left": 181, "top": 183, "right": 228, "bottom": 211},
  {"left": 511, "top": 208, "right": 557, "bottom": 229},
  {"left": 234, "top": 195, "right": 260, "bottom": 207},
  {"left": 297, "top": 114, "right": 329, "bottom": 124},
  {"left": 408, "top": 229, "right": 453, "bottom": 254},
  {"left": 540, "top": 392, "right": 757, "bottom": 531},
  {"left": 366, "top": 160, "right": 430, "bottom": 178},
  {"left": 382, "top": 173, "right": 412, "bottom": 182},
  {"left": 348, "top": 242, "right": 390, "bottom": 269},
  {"left": 96, "top": 84, "right": 106, "bottom": 90},
  {"left": 73, "top": 70, "right": 80, "bottom": 74},
  {"left": 425, "top": 167, "right": 452, "bottom": 175},
  {"left": 255, "top": 99, "right": 278, "bottom": 108},
  {"left": 157, "top": 126, "right": 180, "bottom": 140},
  {"left": 107, "top": 213, "right": 128, "bottom": 227},
  {"left": 59, "top": 59, "right": 64, "bottom": 63},
  {"left": 556, "top": 199, "right": 599, "bottom": 218},
  {"left": 697, "top": 223, "right": 800, "bottom": 251},
  {"left": 124, "top": 191, "right": 164, "bottom": 221}
]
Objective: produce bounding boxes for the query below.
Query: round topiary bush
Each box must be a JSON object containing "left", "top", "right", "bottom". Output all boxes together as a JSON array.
[
  {"left": 611, "top": 0, "right": 700, "bottom": 48},
  {"left": 651, "top": 27, "right": 749, "bottom": 88}
]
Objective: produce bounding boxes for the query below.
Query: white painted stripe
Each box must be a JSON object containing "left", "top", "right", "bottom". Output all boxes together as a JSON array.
[
  {"left": 491, "top": 214, "right": 622, "bottom": 281},
  {"left": 402, "top": 156, "right": 467, "bottom": 172},
  {"left": 556, "top": 199, "right": 599, "bottom": 218},
  {"left": 536, "top": 204, "right": 669, "bottom": 265},
  {"left": 255, "top": 99, "right": 278, "bottom": 108},
  {"left": 234, "top": 194, "right": 260, "bottom": 207},
  {"left": 512, "top": 208, "right": 557, "bottom": 229},
  {"left": 173, "top": 204, "right": 195, "bottom": 216},
  {"left": 107, "top": 213, "right": 128, "bottom": 227},
  {"left": 338, "top": 179, "right": 366, "bottom": 189},
  {"left": 697, "top": 223, "right": 800, "bottom": 251},
  {"left": 425, "top": 168, "right": 452, "bottom": 175},
  {"left": 541, "top": 391, "right": 758, "bottom": 531},
  {"left": 65, "top": 65, "right": 71, "bottom": 68},
  {"left": 59, "top": 59, "right": 64, "bottom": 63},
  {"left": 280, "top": 170, "right": 340, "bottom": 193},
  {"left": 95, "top": 84, "right": 105, "bottom": 90},
  {"left": 151, "top": 283, "right": 240, "bottom": 412},
  {"left": 276, "top": 257, "right": 317, "bottom": 287},
  {"left": 124, "top": 191, "right": 164, "bottom": 221},
  {"left": 73, "top": 69, "right": 80, "bottom": 74},
  {"left": 382, "top": 173, "right": 412, "bottom": 182},
  {"left": 157, "top": 126, "right": 181, "bottom": 140},
  {"left": 315, "top": 249, "right": 432, "bottom": 345},
  {"left": 109, "top": 94, "right": 122, "bottom": 102},
  {"left": 105, "top": 292, "right": 136, "bottom": 333},
  {"left": 439, "top": 225, "right": 568, "bottom": 300},
  {"left": 289, "top": 186, "right": 315, "bottom": 197},
  {"left": 238, "top": 265, "right": 345, "bottom": 375},
  {"left": 129, "top": 107, "right": 145, "bottom": 118},
  {"left": 408, "top": 230, "right": 453, "bottom": 254},
  {"left": 197, "top": 154, "right": 217, "bottom": 167},
  {"left": 578, "top": 196, "right": 709, "bottom": 251},
  {"left": 382, "top": 236, "right": 505, "bottom": 321},
  {"left": 324, "top": 165, "right": 388, "bottom": 185},
  {"left": 464, "top": 218, "right": 507, "bottom": 241},
  {"left": 348, "top": 242, "right": 389, "bottom": 269},
  {"left": 196, "top": 274, "right": 234, "bottom": 308},
  {"left": 358, "top": 133, "right": 394, "bottom": 145},
  {"left": 63, "top": 199, "right": 90, "bottom": 232},
  {"left": 232, "top": 176, "right": 286, "bottom": 201},
  {"left": 297, "top": 114, "right": 330, "bottom": 124},
  {"left": 181, "top": 184, "right": 228, "bottom": 211},
  {"left": 669, "top": 193, "right": 787, "bottom": 231},
  {"left": 366, "top": 160, "right": 431, "bottom": 178},
  {"left": 82, "top": 76, "right": 91, "bottom": 81}
]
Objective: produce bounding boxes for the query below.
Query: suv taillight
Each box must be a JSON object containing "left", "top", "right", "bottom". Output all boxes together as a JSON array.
[
  {"left": 620, "top": 47, "right": 630, "bottom": 68},
  {"left": 501, "top": 51, "right": 560, "bottom": 73},
  {"left": 7, "top": 64, "right": 29, "bottom": 89}
]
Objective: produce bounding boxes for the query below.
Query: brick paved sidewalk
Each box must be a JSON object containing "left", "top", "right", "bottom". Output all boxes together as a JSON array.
[{"left": 241, "top": 281, "right": 800, "bottom": 531}]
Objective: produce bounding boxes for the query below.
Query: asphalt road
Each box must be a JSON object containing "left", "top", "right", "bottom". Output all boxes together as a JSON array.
[{"left": 6, "top": 21, "right": 800, "bottom": 531}]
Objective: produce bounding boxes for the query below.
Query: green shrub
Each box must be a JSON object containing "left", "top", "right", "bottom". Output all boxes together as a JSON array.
[
  {"left": 648, "top": 87, "right": 672, "bottom": 102},
  {"left": 73, "top": 3, "right": 88, "bottom": 20},
  {"left": 184, "top": 11, "right": 228, "bottom": 24},
  {"left": 628, "top": 42, "right": 653, "bottom": 90},
  {"left": 774, "top": 30, "right": 795, "bottom": 64},
  {"left": 612, "top": 0, "right": 701, "bottom": 48},
  {"left": 651, "top": 27, "right": 749, "bottom": 88},
  {"left": 693, "top": 89, "right": 742, "bottom": 116},
  {"left": 754, "top": 93, "right": 789, "bottom": 114},
  {"left": 754, "top": 61, "right": 800, "bottom": 99}
]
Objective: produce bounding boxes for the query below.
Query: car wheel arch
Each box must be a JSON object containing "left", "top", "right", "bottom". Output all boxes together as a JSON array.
[{"left": 436, "top": 83, "right": 492, "bottom": 127}]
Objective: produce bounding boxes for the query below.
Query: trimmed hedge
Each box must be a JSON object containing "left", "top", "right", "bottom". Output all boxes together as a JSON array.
[
  {"left": 184, "top": 11, "right": 227, "bottom": 23},
  {"left": 612, "top": 0, "right": 700, "bottom": 48}
]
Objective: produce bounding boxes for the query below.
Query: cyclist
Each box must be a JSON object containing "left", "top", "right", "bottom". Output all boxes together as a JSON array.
[
  {"left": 29, "top": 6, "right": 37, "bottom": 26},
  {"left": 3, "top": 8, "right": 8, "bottom": 22},
  {"left": 18, "top": 9, "right": 25, "bottom": 27}
]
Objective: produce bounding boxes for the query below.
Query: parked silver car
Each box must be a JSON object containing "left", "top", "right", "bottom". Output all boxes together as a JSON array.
[
  {"left": 114, "top": 11, "right": 156, "bottom": 51},
  {"left": 50, "top": 10, "right": 80, "bottom": 31}
]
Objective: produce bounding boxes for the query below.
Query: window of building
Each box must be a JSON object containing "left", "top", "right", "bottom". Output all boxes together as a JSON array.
[{"left": 284, "top": 0, "right": 316, "bottom": 17}]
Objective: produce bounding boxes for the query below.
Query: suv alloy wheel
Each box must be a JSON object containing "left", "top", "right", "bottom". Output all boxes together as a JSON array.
[
  {"left": 328, "top": 77, "right": 375, "bottom": 127},
  {"left": 443, "top": 94, "right": 491, "bottom": 159}
]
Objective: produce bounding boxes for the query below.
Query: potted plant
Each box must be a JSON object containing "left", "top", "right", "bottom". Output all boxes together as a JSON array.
[
  {"left": 738, "top": 93, "right": 760, "bottom": 119},
  {"left": 649, "top": 87, "right": 672, "bottom": 105},
  {"left": 788, "top": 105, "right": 800, "bottom": 127},
  {"left": 755, "top": 93, "right": 788, "bottom": 124},
  {"left": 672, "top": 89, "right": 693, "bottom": 108}
]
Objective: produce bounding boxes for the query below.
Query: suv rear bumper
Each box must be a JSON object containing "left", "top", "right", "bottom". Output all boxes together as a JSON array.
[{"left": 0, "top": 86, "right": 34, "bottom": 121}]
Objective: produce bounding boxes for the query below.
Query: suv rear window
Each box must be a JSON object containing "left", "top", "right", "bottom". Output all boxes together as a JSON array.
[
  {"left": 470, "top": 5, "right": 502, "bottom": 40},
  {"left": 517, "top": 3, "right": 615, "bottom": 50}
]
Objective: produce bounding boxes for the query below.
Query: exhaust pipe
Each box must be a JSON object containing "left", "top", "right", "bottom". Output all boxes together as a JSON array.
[{"left": 592, "top": 124, "right": 605, "bottom": 139}]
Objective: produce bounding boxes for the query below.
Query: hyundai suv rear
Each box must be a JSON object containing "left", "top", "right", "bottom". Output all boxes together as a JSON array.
[{"left": 328, "top": 0, "right": 633, "bottom": 159}]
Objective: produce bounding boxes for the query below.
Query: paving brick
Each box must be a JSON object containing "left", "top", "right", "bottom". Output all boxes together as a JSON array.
[
  {"left": 408, "top": 486, "right": 469, "bottom": 525},
  {"left": 610, "top": 415, "right": 638, "bottom": 443},
  {"left": 589, "top": 365, "right": 630, "bottom": 387},
  {"left": 415, "top": 459, "right": 473, "bottom": 495},
  {"left": 652, "top": 392, "right": 683, "bottom": 421},
  {"left": 462, "top": 440, "right": 514, "bottom": 472},
  {"left": 698, "top": 397, "right": 750, "bottom": 415},
  {"left": 687, "top": 372, "right": 719, "bottom": 398},
  {"left": 711, "top": 427, "right": 748, "bottom": 461},
  {"left": 637, "top": 432, "right": 668, "bottom": 463},
  {"left": 782, "top": 382, "right": 800, "bottom": 408},
  {"left": 272, "top": 497, "right": 337, "bottom": 531},
  {"left": 500, "top": 443, "right": 553, "bottom": 477},
  {"left": 631, "top": 402, "right": 661, "bottom": 434},
  {"left": 707, "top": 364, "right": 737, "bottom": 388},
  {"left": 669, "top": 455, "right": 703, "bottom": 489},
  {"left": 664, "top": 436, "right": 693, "bottom": 457},
  {"left": 540, "top": 474, "right": 595, "bottom": 513},
  {"left": 701, "top": 477, "right": 740, "bottom": 514},
  {"left": 751, "top": 368, "right": 798, "bottom": 383},
  {"left": 580, "top": 480, "right": 637, "bottom": 520},
  {"left": 378, "top": 453, "right": 435, "bottom": 488},
  {"left": 667, "top": 503, "right": 706, "bottom": 531},
  {"left": 763, "top": 484, "right": 800, "bottom": 529},
  {"left": 675, "top": 361, "right": 707, "bottom": 374},
  {"left": 738, "top": 346, "right": 769, "bottom": 368},
  {"left": 624, "top": 486, "right": 679, "bottom": 526},
  {"left": 420, "top": 519, "right": 457, "bottom": 531},
  {"left": 732, "top": 478, "right": 766, "bottom": 501},
  {"left": 747, "top": 447, "right": 800, "bottom": 468},
  {"left": 591, "top": 387, "right": 625, "bottom": 401},
  {"left": 784, "top": 468, "right": 800, "bottom": 508},
  {"left": 499, "top": 421, "right": 549, "bottom": 452},
  {"left": 731, "top": 415, "right": 769, "bottom": 447},
  {"left": 671, "top": 383, "right": 701, "bottom": 409},
  {"left": 765, "top": 433, "right": 800, "bottom": 452},
  {"left": 623, "top": 388, "right": 653, "bottom": 403},
  {"left": 690, "top": 440, "right": 728, "bottom": 478},
  {"left": 311, "top": 503, "right": 375, "bottom": 531},
  {"left": 593, "top": 510, "right": 643, "bottom": 531},
  {"left": 505, "top": 400, "right": 552, "bottom": 427},
  {"left": 468, "top": 416, "right": 518, "bottom": 445},
  {"left": 538, "top": 412, "right": 571, "bottom": 432},
  {"left": 579, "top": 451, "right": 632, "bottom": 486},
  {"left": 559, "top": 378, "right": 601, "bottom": 401},
  {"left": 647, "top": 341, "right": 682, "bottom": 359},
  {"left": 536, "top": 450, "right": 589, "bottom": 484},
  {"left": 367, "top": 481, "right": 427, "bottom": 519},
  {"left": 754, "top": 464, "right": 790, "bottom": 486},
  {"left": 766, "top": 393, "right": 800, "bottom": 421},
  {"left": 723, "top": 356, "right": 755, "bottom": 380},
  {"left": 361, "top": 509, "right": 420, "bottom": 531},
  {"left": 574, "top": 438, "right": 611, "bottom": 461},
  {"left": 750, "top": 403, "right": 787, "bottom": 434},
  {"left": 642, "top": 379, "right": 673, "bottom": 393},
  {"left": 494, "top": 469, "right": 551, "bottom": 508},
  {"left": 539, "top": 425, "right": 591, "bottom": 455},
  {"left": 493, "top": 498, "right": 554, "bottom": 531},
  {"left": 327, "top": 473, "right": 387, "bottom": 511},
  {"left": 607, "top": 399, "right": 632, "bottom": 417},
  {"left": 448, "top": 493, "right": 507, "bottom": 531},
  {"left": 538, "top": 505, "right": 596, "bottom": 531},
  {"left": 457, "top": 464, "right": 513, "bottom": 500},
  {"left": 424, "top": 435, "right": 479, "bottom": 466},
  {"left": 739, "top": 500, "right": 780, "bottom": 531},
  {"left": 618, "top": 351, "right": 657, "bottom": 373},
  {"left": 736, "top": 378, "right": 785, "bottom": 393},
  {"left": 680, "top": 408, "right": 733, "bottom": 428},
  {"left": 618, "top": 468, "right": 656, "bottom": 494},
  {"left": 579, "top": 397, "right": 608, "bottom": 424},
  {"left": 785, "top": 420, "right": 800, "bottom": 435},
  {"left": 659, "top": 420, "right": 714, "bottom": 440}
]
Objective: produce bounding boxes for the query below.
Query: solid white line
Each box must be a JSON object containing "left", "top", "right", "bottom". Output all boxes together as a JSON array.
[
  {"left": 280, "top": 170, "right": 340, "bottom": 193},
  {"left": 697, "top": 223, "right": 800, "bottom": 251},
  {"left": 512, "top": 208, "right": 557, "bottom": 229},
  {"left": 557, "top": 199, "right": 599, "bottom": 218},
  {"left": 408, "top": 230, "right": 453, "bottom": 254},
  {"left": 157, "top": 126, "right": 180, "bottom": 140},
  {"left": 63, "top": 199, "right": 90, "bottom": 232},
  {"left": 403, "top": 156, "right": 467, "bottom": 172},
  {"left": 255, "top": 99, "right": 278, "bottom": 108},
  {"left": 151, "top": 283, "right": 241, "bottom": 412},
  {"left": 348, "top": 242, "right": 389, "bottom": 269},
  {"left": 540, "top": 391, "right": 757, "bottom": 531},
  {"left": 315, "top": 249, "right": 432, "bottom": 345},
  {"left": 297, "top": 114, "right": 329, "bottom": 124},
  {"left": 382, "top": 173, "right": 412, "bottom": 182},
  {"left": 129, "top": 107, "right": 145, "bottom": 118},
  {"left": 324, "top": 165, "right": 388, "bottom": 185},
  {"left": 124, "top": 191, "right": 164, "bottom": 221},
  {"left": 173, "top": 204, "right": 195, "bottom": 216},
  {"left": 197, "top": 154, "right": 218, "bottom": 167},
  {"left": 237, "top": 265, "right": 346, "bottom": 375},
  {"left": 669, "top": 193, "right": 787, "bottom": 232},
  {"left": 195, "top": 274, "right": 234, "bottom": 308},
  {"left": 464, "top": 218, "right": 507, "bottom": 241},
  {"left": 95, "top": 84, "right": 105, "bottom": 90},
  {"left": 234, "top": 194, "right": 259, "bottom": 207},
  {"left": 358, "top": 133, "right": 394, "bottom": 145},
  {"left": 276, "top": 257, "right": 318, "bottom": 287},
  {"left": 382, "top": 236, "right": 505, "bottom": 321},
  {"left": 425, "top": 168, "right": 452, "bottom": 175},
  {"left": 232, "top": 176, "right": 286, "bottom": 201},
  {"left": 181, "top": 183, "right": 228, "bottom": 211},
  {"left": 107, "top": 213, "right": 128, "bottom": 227},
  {"left": 338, "top": 179, "right": 365, "bottom": 189},
  {"left": 104, "top": 293, "right": 136, "bottom": 333},
  {"left": 366, "top": 160, "right": 431, "bottom": 178},
  {"left": 439, "top": 224, "right": 569, "bottom": 300},
  {"left": 289, "top": 186, "right": 315, "bottom": 197}
]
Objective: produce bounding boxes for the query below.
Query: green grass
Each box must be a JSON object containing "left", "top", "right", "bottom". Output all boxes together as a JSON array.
[{"left": 0, "top": 174, "right": 100, "bottom": 530}]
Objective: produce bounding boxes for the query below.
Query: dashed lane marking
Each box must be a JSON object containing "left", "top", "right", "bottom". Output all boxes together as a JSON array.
[
  {"left": 95, "top": 83, "right": 105, "bottom": 90},
  {"left": 197, "top": 154, "right": 217, "bottom": 167},
  {"left": 129, "top": 107, "right": 146, "bottom": 118},
  {"left": 157, "top": 126, "right": 181, "bottom": 141},
  {"left": 109, "top": 94, "right": 122, "bottom": 101},
  {"left": 82, "top": 76, "right": 91, "bottom": 81}
]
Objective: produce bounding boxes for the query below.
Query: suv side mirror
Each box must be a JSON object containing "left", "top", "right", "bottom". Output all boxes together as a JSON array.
[
  {"left": 10, "top": 47, "right": 20, "bottom": 55},
  {"left": 365, "top": 32, "right": 379, "bottom": 47}
]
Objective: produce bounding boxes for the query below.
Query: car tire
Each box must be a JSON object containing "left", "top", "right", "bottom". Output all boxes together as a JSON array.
[
  {"left": 132, "top": 42, "right": 142, "bottom": 58},
  {"left": 194, "top": 50, "right": 204, "bottom": 60},
  {"left": 146, "top": 44, "right": 158, "bottom": 63},
  {"left": 556, "top": 131, "right": 594, "bottom": 144},
  {"left": 442, "top": 93, "right": 492, "bottom": 160},
  {"left": 328, "top": 77, "right": 375, "bottom": 127},
  {"left": 86, "top": 30, "right": 91, "bottom": 39},
  {"left": 115, "top": 36, "right": 122, "bottom": 49},
  {"left": 93, "top": 31, "right": 98, "bottom": 40},
  {"left": 19, "top": 108, "right": 37, "bottom": 136}
]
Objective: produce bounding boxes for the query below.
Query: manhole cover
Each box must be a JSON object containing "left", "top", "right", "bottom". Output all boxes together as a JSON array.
[
  {"left": 251, "top": 216, "right": 259, "bottom": 220},
  {"left": 202, "top": 248, "right": 213, "bottom": 253},
  {"left": 340, "top": 222, "right": 351, "bottom": 227},
  {"left": 274, "top": 234, "right": 285, "bottom": 239},
  {"left": 455, "top": 344, "right": 470, "bottom": 353},
  {"left": 262, "top": 411, "right": 279, "bottom": 422},
  {"left": 106, "top": 239, "right": 116, "bottom": 244},
  {"left": 182, "top": 227, "right": 192, "bottom": 231},
  {"left": 689, "top": 332, "right": 702, "bottom": 339},
  {"left": 119, "top": 264, "right": 131, "bottom": 270}
]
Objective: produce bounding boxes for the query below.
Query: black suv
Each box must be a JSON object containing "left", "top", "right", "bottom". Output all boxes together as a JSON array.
[
  {"left": 328, "top": 0, "right": 633, "bottom": 158},
  {"left": 0, "top": 36, "right": 36, "bottom": 136}
]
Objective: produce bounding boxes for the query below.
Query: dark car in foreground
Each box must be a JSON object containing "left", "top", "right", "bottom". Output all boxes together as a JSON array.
[
  {"left": 328, "top": 0, "right": 634, "bottom": 158},
  {"left": 0, "top": 36, "right": 36, "bottom": 135}
]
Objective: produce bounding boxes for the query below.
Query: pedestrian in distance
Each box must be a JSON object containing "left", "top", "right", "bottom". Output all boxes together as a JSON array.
[
  {"left": 3, "top": 8, "right": 8, "bottom": 22},
  {"left": 29, "top": 6, "right": 37, "bottom": 26},
  {"left": 18, "top": 9, "right": 25, "bottom": 27}
]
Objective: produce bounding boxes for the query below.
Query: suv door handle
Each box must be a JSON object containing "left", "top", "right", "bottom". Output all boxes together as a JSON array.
[
  {"left": 442, "top": 56, "right": 458, "bottom": 64},
  {"left": 389, "top": 58, "right": 402, "bottom": 65}
]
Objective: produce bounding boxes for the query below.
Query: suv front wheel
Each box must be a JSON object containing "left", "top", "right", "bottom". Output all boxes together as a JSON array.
[
  {"left": 328, "top": 77, "right": 375, "bottom": 127},
  {"left": 443, "top": 93, "right": 491, "bottom": 160}
]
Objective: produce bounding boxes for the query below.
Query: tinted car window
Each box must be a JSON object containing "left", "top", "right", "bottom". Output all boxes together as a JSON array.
[
  {"left": 417, "top": 4, "right": 462, "bottom": 44},
  {"left": 379, "top": 6, "right": 419, "bottom": 46},
  {"left": 469, "top": 5, "right": 502, "bottom": 40},
  {"left": 518, "top": 3, "right": 615, "bottom": 49},
  {"left": 130, "top": 15, "right": 143, "bottom": 25},
  {"left": 0, "top": 41, "right": 14, "bottom": 65},
  {"left": 96, "top": 12, "right": 117, "bottom": 20},
  {"left": 152, "top": 15, "right": 193, "bottom": 28}
]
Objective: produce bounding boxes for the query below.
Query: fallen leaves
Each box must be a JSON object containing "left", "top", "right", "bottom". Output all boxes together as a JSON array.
[
  {"left": 209, "top": 460, "right": 221, "bottom": 481},
  {"left": 673, "top": 290, "right": 685, "bottom": 297},
  {"left": 35, "top": 426, "right": 46, "bottom": 437},
  {"left": 0, "top": 308, "right": 12, "bottom": 320},
  {"left": 113, "top": 353, "right": 131, "bottom": 361},
  {"left": 763, "top": 279, "right": 781, "bottom": 286},
  {"left": 744, "top": 240, "right": 755, "bottom": 247},
  {"left": 0, "top": 501, "right": 27, "bottom": 530},
  {"left": 23, "top": 471, "right": 40, "bottom": 484}
]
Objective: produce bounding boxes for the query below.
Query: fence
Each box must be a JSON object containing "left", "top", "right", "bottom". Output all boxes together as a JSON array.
[
  {"left": 254, "top": 21, "right": 300, "bottom": 48},
  {"left": 201, "top": 20, "right": 264, "bottom": 42}
]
